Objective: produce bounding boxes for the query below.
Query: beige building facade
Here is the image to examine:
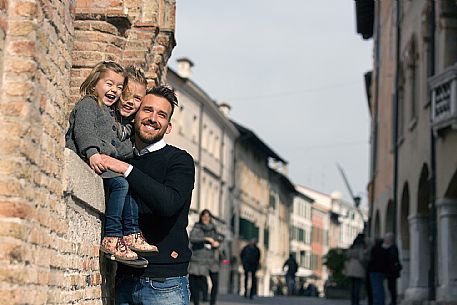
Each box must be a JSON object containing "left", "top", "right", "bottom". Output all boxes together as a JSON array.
[
  {"left": 358, "top": 1, "right": 457, "bottom": 303},
  {"left": 264, "top": 169, "right": 296, "bottom": 295},
  {"left": 165, "top": 59, "right": 239, "bottom": 293}
]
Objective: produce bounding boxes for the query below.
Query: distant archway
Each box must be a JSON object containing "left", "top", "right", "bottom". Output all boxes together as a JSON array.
[
  {"left": 445, "top": 168, "right": 457, "bottom": 199},
  {"left": 385, "top": 199, "right": 395, "bottom": 234},
  {"left": 417, "top": 164, "right": 430, "bottom": 216},
  {"left": 400, "top": 183, "right": 410, "bottom": 250},
  {"left": 374, "top": 210, "right": 381, "bottom": 238}
]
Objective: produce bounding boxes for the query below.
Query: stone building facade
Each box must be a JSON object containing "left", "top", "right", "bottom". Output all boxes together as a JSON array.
[
  {"left": 231, "top": 121, "right": 291, "bottom": 297},
  {"left": 0, "top": 1, "right": 175, "bottom": 304},
  {"left": 357, "top": 0, "right": 457, "bottom": 303}
]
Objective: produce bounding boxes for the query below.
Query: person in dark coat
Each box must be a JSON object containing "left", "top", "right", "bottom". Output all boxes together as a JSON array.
[
  {"left": 368, "top": 238, "right": 390, "bottom": 305},
  {"left": 383, "top": 232, "right": 402, "bottom": 305},
  {"left": 283, "top": 254, "right": 298, "bottom": 295},
  {"left": 188, "top": 209, "right": 224, "bottom": 305},
  {"left": 240, "top": 239, "right": 261, "bottom": 299}
]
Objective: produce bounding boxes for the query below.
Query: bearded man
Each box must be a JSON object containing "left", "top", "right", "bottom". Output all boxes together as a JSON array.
[{"left": 102, "top": 85, "right": 195, "bottom": 305}]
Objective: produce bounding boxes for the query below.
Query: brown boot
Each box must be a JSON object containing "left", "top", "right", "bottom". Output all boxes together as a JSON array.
[
  {"left": 124, "top": 232, "right": 159, "bottom": 254},
  {"left": 101, "top": 236, "right": 138, "bottom": 261}
]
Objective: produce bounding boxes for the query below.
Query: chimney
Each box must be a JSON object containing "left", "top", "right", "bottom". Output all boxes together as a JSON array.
[
  {"left": 218, "top": 102, "right": 231, "bottom": 117},
  {"left": 176, "top": 57, "right": 194, "bottom": 79}
]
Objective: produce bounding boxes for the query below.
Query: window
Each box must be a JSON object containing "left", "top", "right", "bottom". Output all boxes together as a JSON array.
[
  {"left": 269, "top": 192, "right": 276, "bottom": 209},
  {"left": 264, "top": 228, "right": 269, "bottom": 249},
  {"left": 239, "top": 218, "right": 259, "bottom": 241},
  {"left": 300, "top": 250, "right": 306, "bottom": 267},
  {"left": 192, "top": 115, "right": 198, "bottom": 142}
]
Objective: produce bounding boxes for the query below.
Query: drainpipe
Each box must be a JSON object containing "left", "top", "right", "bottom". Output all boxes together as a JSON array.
[
  {"left": 428, "top": 0, "right": 437, "bottom": 300},
  {"left": 369, "top": 0, "right": 381, "bottom": 237},
  {"left": 197, "top": 103, "right": 204, "bottom": 211},
  {"left": 393, "top": 0, "right": 401, "bottom": 237}
]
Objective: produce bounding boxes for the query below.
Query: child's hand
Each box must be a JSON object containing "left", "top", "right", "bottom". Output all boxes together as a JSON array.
[
  {"left": 89, "top": 153, "right": 106, "bottom": 174},
  {"left": 100, "top": 154, "right": 129, "bottom": 174}
]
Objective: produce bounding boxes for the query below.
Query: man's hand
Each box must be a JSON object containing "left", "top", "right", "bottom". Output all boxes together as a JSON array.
[
  {"left": 100, "top": 154, "right": 129, "bottom": 174},
  {"left": 89, "top": 153, "right": 106, "bottom": 174}
]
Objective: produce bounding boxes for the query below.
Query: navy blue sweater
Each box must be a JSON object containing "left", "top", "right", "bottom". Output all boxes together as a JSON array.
[{"left": 117, "top": 144, "right": 195, "bottom": 278}]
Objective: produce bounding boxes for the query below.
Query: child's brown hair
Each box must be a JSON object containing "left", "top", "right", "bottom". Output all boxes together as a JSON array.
[{"left": 80, "top": 61, "right": 126, "bottom": 105}]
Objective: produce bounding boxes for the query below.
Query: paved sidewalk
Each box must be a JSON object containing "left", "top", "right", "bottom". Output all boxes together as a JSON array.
[{"left": 217, "top": 294, "right": 351, "bottom": 305}]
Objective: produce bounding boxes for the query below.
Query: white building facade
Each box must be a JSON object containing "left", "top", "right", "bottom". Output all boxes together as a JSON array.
[{"left": 290, "top": 188, "right": 314, "bottom": 281}]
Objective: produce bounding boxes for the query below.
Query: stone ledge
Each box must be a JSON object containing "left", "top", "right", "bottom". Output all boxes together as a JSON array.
[{"left": 63, "top": 148, "right": 105, "bottom": 213}]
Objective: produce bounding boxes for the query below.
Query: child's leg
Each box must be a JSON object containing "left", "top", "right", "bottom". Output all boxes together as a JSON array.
[
  {"left": 122, "top": 194, "right": 158, "bottom": 254},
  {"left": 104, "top": 177, "right": 129, "bottom": 238},
  {"left": 122, "top": 193, "right": 140, "bottom": 236},
  {"left": 102, "top": 177, "right": 137, "bottom": 261}
]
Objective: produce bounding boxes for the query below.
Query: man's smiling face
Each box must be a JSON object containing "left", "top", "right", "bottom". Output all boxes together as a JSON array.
[{"left": 134, "top": 93, "right": 172, "bottom": 148}]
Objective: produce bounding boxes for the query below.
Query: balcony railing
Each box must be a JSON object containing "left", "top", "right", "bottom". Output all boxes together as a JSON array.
[{"left": 429, "top": 64, "right": 457, "bottom": 134}]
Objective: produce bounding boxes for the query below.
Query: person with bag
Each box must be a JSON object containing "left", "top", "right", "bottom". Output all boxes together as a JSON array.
[
  {"left": 344, "top": 233, "right": 368, "bottom": 305},
  {"left": 188, "top": 209, "right": 224, "bottom": 305}
]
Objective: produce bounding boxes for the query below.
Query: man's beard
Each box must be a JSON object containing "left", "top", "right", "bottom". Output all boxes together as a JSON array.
[
  {"left": 135, "top": 119, "right": 167, "bottom": 146},
  {"left": 136, "top": 130, "right": 165, "bottom": 145}
]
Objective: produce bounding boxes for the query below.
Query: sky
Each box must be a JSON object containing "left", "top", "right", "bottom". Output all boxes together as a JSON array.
[{"left": 169, "top": 1, "right": 373, "bottom": 205}]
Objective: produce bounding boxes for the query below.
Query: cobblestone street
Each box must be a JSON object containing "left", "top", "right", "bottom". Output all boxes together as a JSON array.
[{"left": 217, "top": 294, "right": 351, "bottom": 305}]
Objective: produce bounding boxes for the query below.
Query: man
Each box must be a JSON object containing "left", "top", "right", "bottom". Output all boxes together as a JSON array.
[
  {"left": 383, "top": 232, "right": 402, "bottom": 305},
  {"left": 367, "top": 238, "right": 389, "bottom": 305},
  {"left": 240, "top": 239, "right": 261, "bottom": 299},
  {"left": 283, "top": 254, "right": 298, "bottom": 296},
  {"left": 101, "top": 86, "right": 195, "bottom": 305}
]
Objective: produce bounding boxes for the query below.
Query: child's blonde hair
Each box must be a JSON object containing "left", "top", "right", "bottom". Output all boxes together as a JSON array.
[
  {"left": 80, "top": 61, "right": 126, "bottom": 105},
  {"left": 121, "top": 66, "right": 147, "bottom": 100}
]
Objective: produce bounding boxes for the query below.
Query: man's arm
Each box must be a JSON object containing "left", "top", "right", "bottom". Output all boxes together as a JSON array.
[
  {"left": 101, "top": 152, "right": 195, "bottom": 217},
  {"left": 127, "top": 152, "right": 195, "bottom": 217}
]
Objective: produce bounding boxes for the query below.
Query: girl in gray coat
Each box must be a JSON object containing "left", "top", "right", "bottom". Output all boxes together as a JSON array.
[{"left": 65, "top": 62, "right": 156, "bottom": 264}]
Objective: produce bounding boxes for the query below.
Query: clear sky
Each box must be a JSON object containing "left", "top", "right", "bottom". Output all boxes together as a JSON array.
[{"left": 169, "top": 1, "right": 373, "bottom": 205}]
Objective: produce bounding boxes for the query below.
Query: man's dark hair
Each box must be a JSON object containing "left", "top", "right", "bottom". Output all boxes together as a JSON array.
[{"left": 146, "top": 85, "right": 178, "bottom": 120}]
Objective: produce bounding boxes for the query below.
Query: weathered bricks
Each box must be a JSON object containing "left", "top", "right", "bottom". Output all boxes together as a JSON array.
[{"left": 0, "top": 0, "right": 176, "bottom": 304}]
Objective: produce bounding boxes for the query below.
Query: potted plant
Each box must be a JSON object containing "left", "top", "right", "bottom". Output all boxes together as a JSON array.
[{"left": 323, "top": 248, "right": 351, "bottom": 299}]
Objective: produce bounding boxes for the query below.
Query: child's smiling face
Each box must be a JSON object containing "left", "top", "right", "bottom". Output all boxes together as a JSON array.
[
  {"left": 119, "top": 80, "right": 146, "bottom": 118},
  {"left": 93, "top": 70, "right": 125, "bottom": 106}
]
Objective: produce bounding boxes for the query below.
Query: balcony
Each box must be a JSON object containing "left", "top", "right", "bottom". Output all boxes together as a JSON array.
[{"left": 429, "top": 64, "right": 457, "bottom": 135}]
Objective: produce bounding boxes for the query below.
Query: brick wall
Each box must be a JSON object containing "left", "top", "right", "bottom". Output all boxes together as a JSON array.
[{"left": 0, "top": 1, "right": 176, "bottom": 304}]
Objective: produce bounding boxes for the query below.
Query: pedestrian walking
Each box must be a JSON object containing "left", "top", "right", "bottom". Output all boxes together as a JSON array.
[
  {"left": 188, "top": 209, "right": 224, "bottom": 305},
  {"left": 283, "top": 254, "right": 298, "bottom": 295},
  {"left": 343, "top": 233, "right": 368, "bottom": 305},
  {"left": 240, "top": 239, "right": 261, "bottom": 299},
  {"left": 383, "top": 232, "right": 402, "bottom": 305},
  {"left": 367, "top": 238, "right": 390, "bottom": 305}
]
